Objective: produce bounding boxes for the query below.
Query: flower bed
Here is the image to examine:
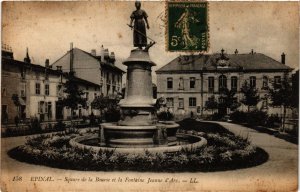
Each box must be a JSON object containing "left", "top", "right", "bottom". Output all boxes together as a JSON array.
[{"left": 8, "top": 121, "right": 268, "bottom": 172}]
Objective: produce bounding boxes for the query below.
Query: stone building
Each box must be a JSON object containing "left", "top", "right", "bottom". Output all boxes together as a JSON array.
[
  {"left": 156, "top": 49, "right": 293, "bottom": 118},
  {"left": 51, "top": 45, "right": 125, "bottom": 98},
  {"left": 1, "top": 48, "right": 101, "bottom": 123}
]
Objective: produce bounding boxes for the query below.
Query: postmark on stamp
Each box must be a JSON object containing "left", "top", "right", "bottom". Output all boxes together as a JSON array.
[{"left": 166, "top": 1, "right": 208, "bottom": 52}]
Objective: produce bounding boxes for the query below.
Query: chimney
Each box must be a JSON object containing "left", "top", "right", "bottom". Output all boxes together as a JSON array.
[
  {"left": 24, "top": 47, "right": 31, "bottom": 63},
  {"left": 251, "top": 49, "right": 254, "bottom": 55},
  {"left": 70, "top": 42, "right": 74, "bottom": 73},
  {"left": 91, "top": 49, "right": 96, "bottom": 56},
  {"left": 45, "top": 59, "right": 50, "bottom": 68},
  {"left": 281, "top": 52, "right": 285, "bottom": 64},
  {"left": 100, "top": 45, "right": 105, "bottom": 60},
  {"left": 2, "top": 43, "right": 14, "bottom": 59},
  {"left": 103, "top": 49, "right": 109, "bottom": 61},
  {"left": 110, "top": 52, "right": 115, "bottom": 64}
]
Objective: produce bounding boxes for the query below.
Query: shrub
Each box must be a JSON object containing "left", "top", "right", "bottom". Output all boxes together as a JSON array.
[
  {"left": 210, "top": 113, "right": 224, "bottom": 121},
  {"left": 230, "top": 111, "right": 247, "bottom": 124},
  {"left": 246, "top": 110, "right": 268, "bottom": 126},
  {"left": 81, "top": 116, "right": 87, "bottom": 123},
  {"left": 8, "top": 121, "right": 266, "bottom": 172},
  {"left": 53, "top": 121, "right": 66, "bottom": 131},
  {"left": 105, "top": 108, "right": 121, "bottom": 122},
  {"left": 157, "top": 111, "right": 174, "bottom": 121},
  {"left": 265, "top": 114, "right": 281, "bottom": 128},
  {"left": 231, "top": 110, "right": 270, "bottom": 127},
  {"left": 89, "top": 113, "right": 97, "bottom": 126},
  {"left": 28, "top": 117, "right": 42, "bottom": 133}
]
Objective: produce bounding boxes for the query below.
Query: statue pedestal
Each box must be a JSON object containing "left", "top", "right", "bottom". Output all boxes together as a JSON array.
[
  {"left": 100, "top": 48, "right": 179, "bottom": 148},
  {"left": 118, "top": 48, "right": 156, "bottom": 126}
]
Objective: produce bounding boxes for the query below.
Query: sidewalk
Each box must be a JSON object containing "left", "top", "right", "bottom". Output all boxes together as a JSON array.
[{"left": 1, "top": 122, "right": 298, "bottom": 191}]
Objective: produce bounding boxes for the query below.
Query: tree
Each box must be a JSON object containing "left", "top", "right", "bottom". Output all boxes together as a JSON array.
[
  {"left": 11, "top": 94, "right": 21, "bottom": 117},
  {"left": 60, "top": 72, "right": 87, "bottom": 129},
  {"left": 205, "top": 95, "right": 218, "bottom": 114},
  {"left": 268, "top": 74, "right": 294, "bottom": 132},
  {"left": 240, "top": 81, "right": 260, "bottom": 112},
  {"left": 12, "top": 94, "right": 22, "bottom": 127},
  {"left": 91, "top": 93, "right": 108, "bottom": 118},
  {"left": 91, "top": 92, "right": 122, "bottom": 122},
  {"left": 219, "top": 87, "right": 240, "bottom": 114}
]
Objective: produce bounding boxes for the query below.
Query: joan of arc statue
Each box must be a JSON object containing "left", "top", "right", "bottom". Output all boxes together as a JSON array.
[{"left": 129, "top": 1, "right": 150, "bottom": 48}]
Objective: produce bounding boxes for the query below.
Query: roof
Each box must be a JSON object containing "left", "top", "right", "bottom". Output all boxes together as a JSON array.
[
  {"left": 72, "top": 75, "right": 100, "bottom": 87},
  {"left": 2, "top": 57, "right": 62, "bottom": 75},
  {"left": 156, "top": 53, "right": 293, "bottom": 73},
  {"left": 51, "top": 48, "right": 125, "bottom": 74},
  {"left": 79, "top": 48, "right": 126, "bottom": 74},
  {"left": 2, "top": 57, "right": 100, "bottom": 87}
]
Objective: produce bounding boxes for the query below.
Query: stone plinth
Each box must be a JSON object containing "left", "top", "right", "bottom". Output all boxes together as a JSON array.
[{"left": 118, "top": 48, "right": 156, "bottom": 126}]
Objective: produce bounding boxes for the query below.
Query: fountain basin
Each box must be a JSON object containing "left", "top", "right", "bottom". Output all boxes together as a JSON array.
[
  {"left": 69, "top": 134, "right": 207, "bottom": 154},
  {"left": 101, "top": 122, "right": 180, "bottom": 148}
]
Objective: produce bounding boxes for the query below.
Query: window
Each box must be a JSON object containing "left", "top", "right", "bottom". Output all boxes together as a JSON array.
[
  {"left": 38, "top": 101, "right": 44, "bottom": 113},
  {"left": 1, "top": 105, "right": 8, "bottom": 123},
  {"left": 274, "top": 76, "right": 281, "bottom": 87},
  {"left": 166, "top": 98, "right": 174, "bottom": 107},
  {"left": 107, "top": 85, "right": 110, "bottom": 95},
  {"left": 35, "top": 72, "right": 40, "bottom": 80},
  {"left": 21, "top": 68, "right": 25, "bottom": 79},
  {"left": 57, "top": 84, "right": 62, "bottom": 97},
  {"left": 190, "top": 77, "right": 195, "bottom": 89},
  {"left": 250, "top": 76, "right": 256, "bottom": 88},
  {"left": 35, "top": 83, "right": 41, "bottom": 95},
  {"left": 231, "top": 76, "right": 237, "bottom": 91},
  {"left": 219, "top": 97, "right": 225, "bottom": 104},
  {"left": 112, "top": 74, "right": 115, "bottom": 84},
  {"left": 45, "top": 84, "right": 49, "bottom": 96},
  {"left": 219, "top": 75, "right": 227, "bottom": 91},
  {"left": 20, "top": 83, "right": 26, "bottom": 97},
  {"left": 262, "top": 76, "right": 268, "bottom": 89},
  {"left": 208, "top": 77, "right": 214, "bottom": 93},
  {"left": 86, "top": 92, "right": 89, "bottom": 100},
  {"left": 107, "top": 72, "right": 110, "bottom": 84},
  {"left": 2, "top": 87, "right": 7, "bottom": 96},
  {"left": 167, "top": 78, "right": 173, "bottom": 89},
  {"left": 45, "top": 102, "right": 48, "bottom": 113},
  {"left": 178, "top": 98, "right": 184, "bottom": 109},
  {"left": 179, "top": 77, "right": 184, "bottom": 90},
  {"left": 261, "top": 98, "right": 268, "bottom": 109},
  {"left": 45, "top": 72, "right": 49, "bottom": 80},
  {"left": 47, "top": 102, "right": 52, "bottom": 119},
  {"left": 189, "top": 97, "right": 197, "bottom": 107}
]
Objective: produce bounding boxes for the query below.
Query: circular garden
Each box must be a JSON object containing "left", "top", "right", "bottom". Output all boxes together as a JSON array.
[{"left": 8, "top": 119, "right": 268, "bottom": 172}]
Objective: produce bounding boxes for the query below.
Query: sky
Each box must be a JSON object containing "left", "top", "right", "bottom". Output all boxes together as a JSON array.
[{"left": 2, "top": 1, "right": 299, "bottom": 83}]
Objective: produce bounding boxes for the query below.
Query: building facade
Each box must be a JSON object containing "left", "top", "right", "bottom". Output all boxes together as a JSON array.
[
  {"left": 156, "top": 49, "right": 293, "bottom": 118},
  {"left": 1, "top": 48, "right": 104, "bottom": 124},
  {"left": 51, "top": 45, "right": 124, "bottom": 98}
]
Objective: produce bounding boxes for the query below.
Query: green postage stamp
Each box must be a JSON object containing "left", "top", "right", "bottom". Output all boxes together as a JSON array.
[{"left": 166, "top": 1, "right": 208, "bottom": 52}]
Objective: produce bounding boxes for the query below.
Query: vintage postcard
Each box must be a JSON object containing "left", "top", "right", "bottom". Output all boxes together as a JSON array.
[{"left": 1, "top": 1, "right": 299, "bottom": 192}]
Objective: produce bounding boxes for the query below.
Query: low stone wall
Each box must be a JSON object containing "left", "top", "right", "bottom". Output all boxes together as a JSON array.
[{"left": 69, "top": 134, "right": 207, "bottom": 154}]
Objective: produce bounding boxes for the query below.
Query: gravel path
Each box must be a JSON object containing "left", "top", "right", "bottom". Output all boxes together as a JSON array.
[{"left": 1, "top": 122, "right": 298, "bottom": 191}]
